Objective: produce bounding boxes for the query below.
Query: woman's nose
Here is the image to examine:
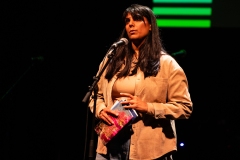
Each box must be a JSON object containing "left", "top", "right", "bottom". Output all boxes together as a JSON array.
[{"left": 129, "top": 20, "right": 134, "bottom": 27}]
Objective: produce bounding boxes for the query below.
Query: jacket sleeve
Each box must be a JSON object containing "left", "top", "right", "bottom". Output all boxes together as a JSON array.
[
  {"left": 88, "top": 61, "right": 107, "bottom": 118},
  {"left": 146, "top": 57, "right": 193, "bottom": 120}
]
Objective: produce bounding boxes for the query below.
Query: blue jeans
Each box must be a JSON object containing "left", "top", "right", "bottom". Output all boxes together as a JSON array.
[
  {"left": 95, "top": 124, "right": 173, "bottom": 160},
  {"left": 95, "top": 125, "right": 132, "bottom": 160},
  {"left": 95, "top": 138, "right": 130, "bottom": 160}
]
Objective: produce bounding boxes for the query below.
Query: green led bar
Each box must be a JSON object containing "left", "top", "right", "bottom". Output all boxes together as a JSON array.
[
  {"left": 153, "top": 0, "right": 212, "bottom": 28},
  {"left": 153, "top": 7, "right": 211, "bottom": 16},
  {"left": 153, "top": 0, "right": 212, "bottom": 3},
  {"left": 156, "top": 19, "right": 211, "bottom": 28}
]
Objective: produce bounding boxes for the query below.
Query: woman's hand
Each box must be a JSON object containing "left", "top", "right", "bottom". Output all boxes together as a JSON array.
[
  {"left": 120, "top": 93, "right": 148, "bottom": 113},
  {"left": 99, "top": 108, "right": 119, "bottom": 125}
]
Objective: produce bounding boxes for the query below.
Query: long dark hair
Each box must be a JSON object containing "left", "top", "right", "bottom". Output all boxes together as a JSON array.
[{"left": 105, "top": 4, "right": 164, "bottom": 81}]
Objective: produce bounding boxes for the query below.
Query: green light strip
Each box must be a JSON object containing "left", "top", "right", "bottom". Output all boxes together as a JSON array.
[
  {"left": 153, "top": 7, "right": 211, "bottom": 15},
  {"left": 156, "top": 19, "right": 211, "bottom": 27},
  {"left": 153, "top": 0, "right": 212, "bottom": 3}
]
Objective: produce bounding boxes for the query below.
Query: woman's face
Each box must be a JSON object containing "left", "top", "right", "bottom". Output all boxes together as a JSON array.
[{"left": 125, "top": 13, "right": 151, "bottom": 42}]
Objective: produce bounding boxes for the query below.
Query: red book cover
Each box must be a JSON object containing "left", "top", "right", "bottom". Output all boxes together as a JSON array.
[{"left": 94, "top": 100, "right": 138, "bottom": 145}]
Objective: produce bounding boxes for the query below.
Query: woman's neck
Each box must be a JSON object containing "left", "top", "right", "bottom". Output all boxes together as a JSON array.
[
  {"left": 131, "top": 38, "right": 146, "bottom": 58},
  {"left": 131, "top": 42, "right": 141, "bottom": 60},
  {"left": 134, "top": 50, "right": 139, "bottom": 60}
]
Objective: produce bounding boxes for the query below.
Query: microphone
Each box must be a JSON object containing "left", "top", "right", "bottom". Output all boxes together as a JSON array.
[{"left": 110, "top": 38, "right": 128, "bottom": 48}]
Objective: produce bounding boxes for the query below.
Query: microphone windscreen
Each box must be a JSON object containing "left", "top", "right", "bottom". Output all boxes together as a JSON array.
[{"left": 120, "top": 38, "right": 128, "bottom": 45}]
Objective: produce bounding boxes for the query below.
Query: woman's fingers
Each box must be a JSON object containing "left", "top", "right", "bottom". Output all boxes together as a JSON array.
[
  {"left": 100, "top": 109, "right": 118, "bottom": 125},
  {"left": 119, "top": 93, "right": 134, "bottom": 104}
]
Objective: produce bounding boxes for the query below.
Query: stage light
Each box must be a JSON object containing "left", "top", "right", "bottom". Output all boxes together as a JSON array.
[{"left": 179, "top": 142, "right": 185, "bottom": 147}]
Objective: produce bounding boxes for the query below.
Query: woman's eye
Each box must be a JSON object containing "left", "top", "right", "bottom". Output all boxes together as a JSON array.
[
  {"left": 134, "top": 17, "right": 142, "bottom": 21},
  {"left": 133, "top": 15, "right": 142, "bottom": 21},
  {"left": 125, "top": 19, "right": 130, "bottom": 24}
]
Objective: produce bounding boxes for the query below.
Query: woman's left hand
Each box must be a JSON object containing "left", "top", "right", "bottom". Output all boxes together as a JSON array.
[{"left": 120, "top": 93, "right": 148, "bottom": 113}]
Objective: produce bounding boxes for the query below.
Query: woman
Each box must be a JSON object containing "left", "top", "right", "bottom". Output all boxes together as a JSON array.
[{"left": 88, "top": 4, "right": 193, "bottom": 160}]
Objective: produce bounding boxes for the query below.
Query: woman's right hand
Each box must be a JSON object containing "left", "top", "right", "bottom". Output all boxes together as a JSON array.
[{"left": 99, "top": 108, "right": 119, "bottom": 125}]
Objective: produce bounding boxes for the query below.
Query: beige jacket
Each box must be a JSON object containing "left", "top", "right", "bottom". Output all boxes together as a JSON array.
[{"left": 88, "top": 52, "right": 193, "bottom": 160}]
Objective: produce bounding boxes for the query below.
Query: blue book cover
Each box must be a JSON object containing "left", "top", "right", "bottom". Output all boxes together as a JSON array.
[{"left": 111, "top": 100, "right": 138, "bottom": 119}]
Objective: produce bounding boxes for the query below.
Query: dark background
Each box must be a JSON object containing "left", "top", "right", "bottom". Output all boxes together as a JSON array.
[{"left": 1, "top": 0, "right": 240, "bottom": 160}]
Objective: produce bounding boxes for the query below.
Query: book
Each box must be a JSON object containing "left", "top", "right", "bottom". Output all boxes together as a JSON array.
[
  {"left": 110, "top": 99, "right": 138, "bottom": 122},
  {"left": 94, "top": 99, "right": 138, "bottom": 145}
]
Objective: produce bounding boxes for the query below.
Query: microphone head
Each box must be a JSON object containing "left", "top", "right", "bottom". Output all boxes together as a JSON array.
[
  {"left": 120, "top": 38, "right": 128, "bottom": 45},
  {"left": 111, "top": 38, "right": 129, "bottom": 49}
]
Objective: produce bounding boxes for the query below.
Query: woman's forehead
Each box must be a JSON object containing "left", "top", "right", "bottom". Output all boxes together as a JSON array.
[{"left": 125, "top": 12, "right": 144, "bottom": 19}]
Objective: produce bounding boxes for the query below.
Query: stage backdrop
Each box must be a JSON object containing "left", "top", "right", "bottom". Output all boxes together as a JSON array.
[{"left": 1, "top": 0, "right": 240, "bottom": 160}]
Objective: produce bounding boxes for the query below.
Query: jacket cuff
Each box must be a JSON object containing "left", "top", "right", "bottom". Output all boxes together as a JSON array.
[
  {"left": 146, "top": 103, "right": 165, "bottom": 119},
  {"left": 147, "top": 103, "right": 154, "bottom": 115},
  {"left": 96, "top": 105, "right": 106, "bottom": 118}
]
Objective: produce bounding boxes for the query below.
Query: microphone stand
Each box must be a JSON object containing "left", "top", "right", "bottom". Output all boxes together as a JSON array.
[{"left": 82, "top": 47, "right": 116, "bottom": 160}]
